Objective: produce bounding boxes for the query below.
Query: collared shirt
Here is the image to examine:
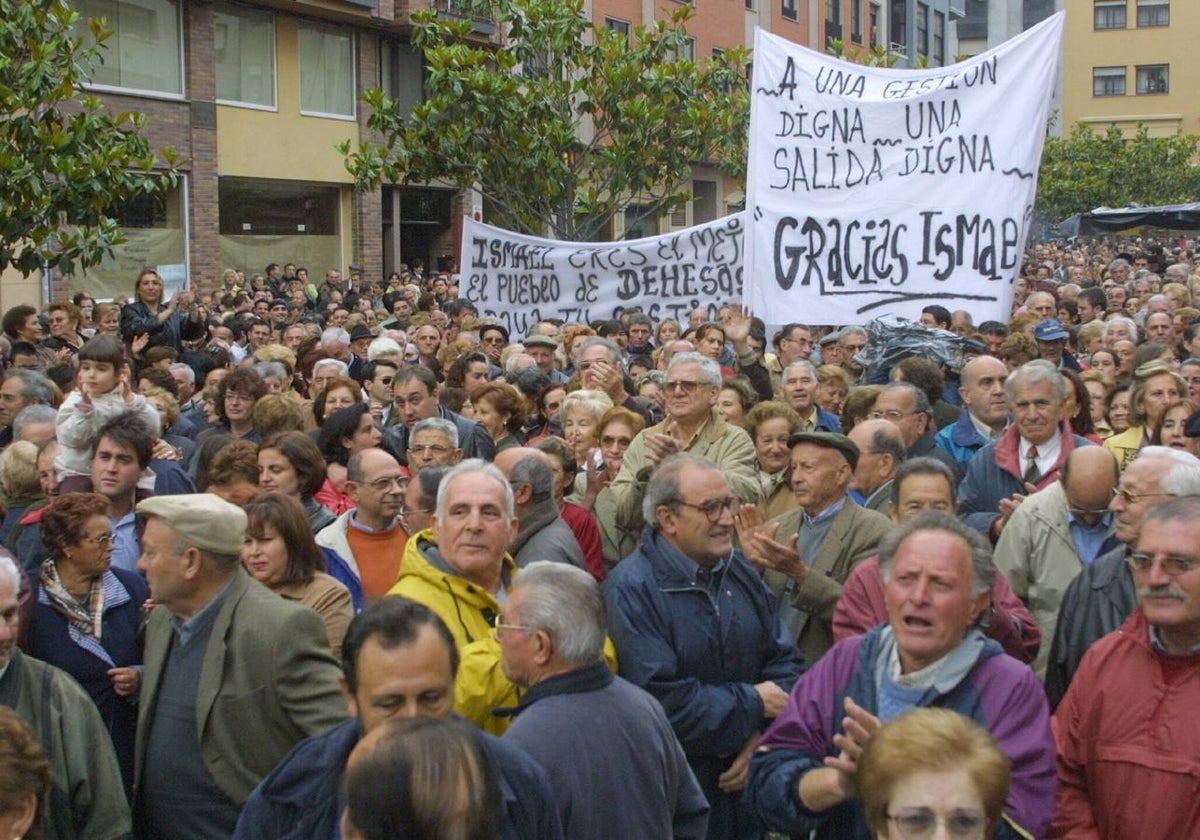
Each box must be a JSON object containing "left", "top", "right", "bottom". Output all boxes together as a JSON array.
[
  {"left": 169, "top": 577, "right": 235, "bottom": 648},
  {"left": 968, "top": 411, "right": 1005, "bottom": 442},
  {"left": 1150, "top": 624, "right": 1200, "bottom": 655},
  {"left": 1067, "top": 511, "right": 1113, "bottom": 565},
  {"left": 796, "top": 406, "right": 819, "bottom": 433},
  {"left": 1019, "top": 429, "right": 1062, "bottom": 478},
  {"left": 110, "top": 509, "right": 140, "bottom": 573},
  {"left": 658, "top": 533, "right": 731, "bottom": 603},
  {"left": 347, "top": 510, "right": 401, "bottom": 535}
]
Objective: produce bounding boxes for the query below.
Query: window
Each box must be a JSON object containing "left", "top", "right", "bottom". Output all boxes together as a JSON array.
[
  {"left": 380, "top": 41, "right": 424, "bottom": 119},
  {"left": 673, "top": 36, "right": 696, "bottom": 62},
  {"left": 782, "top": 0, "right": 798, "bottom": 21},
  {"left": 889, "top": 0, "right": 907, "bottom": 50},
  {"left": 215, "top": 5, "right": 275, "bottom": 108},
  {"left": 869, "top": 3, "right": 879, "bottom": 48},
  {"left": 1137, "top": 0, "right": 1169, "bottom": 27},
  {"left": 1094, "top": 1, "right": 1126, "bottom": 29},
  {"left": 851, "top": 0, "right": 863, "bottom": 42},
  {"left": 79, "top": 182, "right": 188, "bottom": 300},
  {"left": 298, "top": 22, "right": 355, "bottom": 118},
  {"left": 745, "top": 0, "right": 754, "bottom": 8},
  {"left": 75, "top": 0, "right": 183, "bottom": 96},
  {"left": 932, "top": 12, "right": 945, "bottom": 65},
  {"left": 916, "top": 4, "right": 929, "bottom": 57},
  {"left": 604, "top": 17, "right": 630, "bottom": 41},
  {"left": 1136, "top": 64, "right": 1168, "bottom": 94},
  {"left": 1092, "top": 66, "right": 1125, "bottom": 96}
]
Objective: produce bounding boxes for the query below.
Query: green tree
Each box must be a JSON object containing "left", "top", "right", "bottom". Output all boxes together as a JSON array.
[
  {"left": 0, "top": 0, "right": 177, "bottom": 276},
  {"left": 1037, "top": 123, "right": 1200, "bottom": 225},
  {"left": 343, "top": 0, "right": 749, "bottom": 241}
]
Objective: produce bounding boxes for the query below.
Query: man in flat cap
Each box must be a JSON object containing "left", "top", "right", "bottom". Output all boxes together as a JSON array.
[
  {"left": 740, "top": 431, "right": 892, "bottom": 665},
  {"left": 133, "top": 494, "right": 347, "bottom": 839}
]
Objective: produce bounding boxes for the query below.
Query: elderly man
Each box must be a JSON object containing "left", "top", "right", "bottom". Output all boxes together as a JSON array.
[
  {"left": 745, "top": 513, "right": 1056, "bottom": 840},
  {"left": 958, "top": 360, "right": 1093, "bottom": 541},
  {"left": 608, "top": 352, "right": 758, "bottom": 534},
  {"left": 405, "top": 416, "right": 464, "bottom": 474},
  {"left": 935, "top": 354, "right": 1010, "bottom": 473},
  {"left": 576, "top": 336, "right": 653, "bottom": 424},
  {"left": 315, "top": 448, "right": 408, "bottom": 606},
  {"left": 1052, "top": 496, "right": 1200, "bottom": 839},
  {"left": 0, "top": 369, "right": 56, "bottom": 450},
  {"left": 780, "top": 361, "right": 841, "bottom": 433},
  {"left": 833, "top": 458, "right": 1040, "bottom": 664},
  {"left": 1025, "top": 290, "right": 1057, "bottom": 321},
  {"left": 1045, "top": 447, "right": 1200, "bottom": 706},
  {"left": 1034, "top": 318, "right": 1083, "bottom": 371},
  {"left": 837, "top": 326, "right": 868, "bottom": 378},
  {"left": 993, "top": 447, "right": 1121, "bottom": 677},
  {"left": 871, "top": 381, "right": 960, "bottom": 477},
  {"left": 846, "top": 419, "right": 905, "bottom": 514},
  {"left": 387, "top": 459, "right": 522, "bottom": 733},
  {"left": 768, "top": 323, "right": 815, "bottom": 394},
  {"left": 524, "top": 334, "right": 569, "bottom": 384},
  {"left": 603, "top": 453, "right": 804, "bottom": 840},
  {"left": 495, "top": 448, "right": 585, "bottom": 570},
  {"left": 234, "top": 597, "right": 562, "bottom": 840},
  {"left": 380, "top": 365, "right": 495, "bottom": 466},
  {"left": 498, "top": 562, "right": 709, "bottom": 840},
  {"left": 135, "top": 494, "right": 346, "bottom": 838},
  {"left": 743, "top": 432, "right": 892, "bottom": 665},
  {"left": 0, "top": 555, "right": 132, "bottom": 839}
]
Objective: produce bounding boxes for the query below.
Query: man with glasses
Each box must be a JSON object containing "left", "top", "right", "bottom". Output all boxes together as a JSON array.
[
  {"left": 768, "top": 323, "right": 815, "bottom": 395},
  {"left": 478, "top": 323, "right": 510, "bottom": 366},
  {"left": 380, "top": 365, "right": 495, "bottom": 467},
  {"left": 316, "top": 448, "right": 409, "bottom": 605},
  {"left": 608, "top": 352, "right": 758, "bottom": 535},
  {"left": 741, "top": 431, "right": 891, "bottom": 665},
  {"left": 1053, "top": 495, "right": 1200, "bottom": 839},
  {"left": 603, "top": 453, "right": 804, "bottom": 840},
  {"left": 872, "top": 381, "right": 961, "bottom": 478},
  {"left": 405, "top": 417, "right": 463, "bottom": 475},
  {"left": 993, "top": 447, "right": 1120, "bottom": 678},
  {"left": 1046, "top": 446, "right": 1200, "bottom": 707}
]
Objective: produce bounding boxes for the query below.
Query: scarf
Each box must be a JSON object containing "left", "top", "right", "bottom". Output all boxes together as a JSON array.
[{"left": 40, "top": 559, "right": 104, "bottom": 640}]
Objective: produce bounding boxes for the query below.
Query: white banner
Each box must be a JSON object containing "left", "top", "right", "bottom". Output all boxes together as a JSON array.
[
  {"left": 744, "top": 13, "right": 1063, "bottom": 324},
  {"left": 458, "top": 214, "right": 744, "bottom": 337}
]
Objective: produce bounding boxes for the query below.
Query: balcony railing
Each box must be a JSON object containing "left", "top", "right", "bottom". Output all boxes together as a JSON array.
[{"left": 429, "top": 0, "right": 496, "bottom": 33}]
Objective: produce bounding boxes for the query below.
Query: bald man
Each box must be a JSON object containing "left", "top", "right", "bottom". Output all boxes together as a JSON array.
[{"left": 495, "top": 448, "right": 586, "bottom": 570}]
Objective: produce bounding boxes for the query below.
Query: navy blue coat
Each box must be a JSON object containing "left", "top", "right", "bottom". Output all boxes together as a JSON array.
[{"left": 603, "top": 528, "right": 805, "bottom": 839}]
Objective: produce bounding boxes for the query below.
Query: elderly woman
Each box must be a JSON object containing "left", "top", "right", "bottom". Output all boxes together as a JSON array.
[
  {"left": 1104, "top": 363, "right": 1186, "bottom": 470},
  {"left": 316, "top": 404, "right": 383, "bottom": 515},
  {"left": 25, "top": 492, "right": 148, "bottom": 795},
  {"left": 717, "top": 377, "right": 757, "bottom": 427},
  {"left": 745, "top": 401, "right": 803, "bottom": 521},
  {"left": 312, "top": 375, "right": 362, "bottom": 426},
  {"left": 0, "top": 441, "right": 44, "bottom": 545},
  {"left": 471, "top": 382, "right": 525, "bottom": 452},
  {"left": 91, "top": 303, "right": 122, "bottom": 339},
  {"left": 119, "top": 268, "right": 206, "bottom": 350},
  {"left": 745, "top": 513, "right": 1055, "bottom": 840},
  {"left": 242, "top": 493, "right": 353, "bottom": 657},
  {"left": 559, "top": 389, "right": 615, "bottom": 503},
  {"left": 857, "top": 708, "right": 1011, "bottom": 840},
  {"left": 586, "top": 406, "right": 646, "bottom": 571}
]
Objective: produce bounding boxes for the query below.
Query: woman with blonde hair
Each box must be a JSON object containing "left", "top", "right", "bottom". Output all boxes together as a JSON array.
[{"left": 1104, "top": 362, "right": 1186, "bottom": 469}]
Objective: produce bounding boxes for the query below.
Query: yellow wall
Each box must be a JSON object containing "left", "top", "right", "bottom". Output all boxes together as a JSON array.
[
  {"left": 216, "top": 16, "right": 360, "bottom": 182},
  {"left": 1062, "top": 1, "right": 1198, "bottom": 137}
]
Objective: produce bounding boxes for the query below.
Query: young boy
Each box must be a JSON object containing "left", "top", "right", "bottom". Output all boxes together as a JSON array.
[{"left": 55, "top": 335, "right": 160, "bottom": 492}]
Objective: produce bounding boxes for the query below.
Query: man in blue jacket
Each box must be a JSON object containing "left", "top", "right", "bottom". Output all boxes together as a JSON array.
[
  {"left": 233, "top": 597, "right": 561, "bottom": 840},
  {"left": 603, "top": 452, "right": 805, "bottom": 840}
]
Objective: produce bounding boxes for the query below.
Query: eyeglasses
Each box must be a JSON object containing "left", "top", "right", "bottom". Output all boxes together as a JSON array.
[
  {"left": 1128, "top": 551, "right": 1200, "bottom": 576},
  {"left": 665, "top": 380, "right": 708, "bottom": 395},
  {"left": 367, "top": 475, "right": 406, "bottom": 492},
  {"left": 1068, "top": 488, "right": 1116, "bottom": 517},
  {"left": 409, "top": 443, "right": 452, "bottom": 455},
  {"left": 673, "top": 496, "right": 740, "bottom": 522},
  {"left": 869, "top": 409, "right": 919, "bottom": 422},
  {"left": 492, "top": 615, "right": 538, "bottom": 638},
  {"left": 886, "top": 808, "right": 987, "bottom": 840},
  {"left": 85, "top": 532, "right": 116, "bottom": 547},
  {"left": 600, "top": 435, "right": 632, "bottom": 448},
  {"left": 1114, "top": 487, "right": 1173, "bottom": 506},
  {"left": 481, "top": 336, "right": 507, "bottom": 345}
]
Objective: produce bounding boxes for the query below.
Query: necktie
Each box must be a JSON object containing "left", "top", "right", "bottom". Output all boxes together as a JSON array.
[{"left": 1023, "top": 445, "right": 1041, "bottom": 485}]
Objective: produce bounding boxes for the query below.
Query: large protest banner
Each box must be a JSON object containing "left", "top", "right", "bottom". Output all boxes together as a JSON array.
[
  {"left": 743, "top": 13, "right": 1063, "bottom": 324},
  {"left": 459, "top": 214, "right": 744, "bottom": 337}
]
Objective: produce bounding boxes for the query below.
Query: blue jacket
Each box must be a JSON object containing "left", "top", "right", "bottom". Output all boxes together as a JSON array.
[
  {"left": 234, "top": 718, "right": 563, "bottom": 840},
  {"left": 602, "top": 528, "right": 805, "bottom": 839},
  {"left": 815, "top": 407, "right": 841, "bottom": 433},
  {"left": 320, "top": 547, "right": 364, "bottom": 612},
  {"left": 934, "top": 410, "right": 989, "bottom": 475}
]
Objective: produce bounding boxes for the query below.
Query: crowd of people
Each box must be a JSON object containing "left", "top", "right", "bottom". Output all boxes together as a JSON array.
[{"left": 1, "top": 238, "right": 1200, "bottom": 839}]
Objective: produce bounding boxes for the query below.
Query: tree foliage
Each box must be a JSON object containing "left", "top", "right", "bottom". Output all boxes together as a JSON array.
[
  {"left": 1036, "top": 123, "right": 1200, "bottom": 225},
  {"left": 0, "top": 0, "right": 177, "bottom": 276},
  {"left": 343, "top": 0, "right": 749, "bottom": 241}
]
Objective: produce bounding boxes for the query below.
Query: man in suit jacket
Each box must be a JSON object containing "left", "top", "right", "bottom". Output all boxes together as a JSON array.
[
  {"left": 133, "top": 494, "right": 347, "bottom": 839},
  {"left": 743, "top": 432, "right": 892, "bottom": 666}
]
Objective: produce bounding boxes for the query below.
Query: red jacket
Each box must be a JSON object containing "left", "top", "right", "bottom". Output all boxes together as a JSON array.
[
  {"left": 1051, "top": 609, "right": 1200, "bottom": 839},
  {"left": 832, "top": 554, "right": 1042, "bottom": 664}
]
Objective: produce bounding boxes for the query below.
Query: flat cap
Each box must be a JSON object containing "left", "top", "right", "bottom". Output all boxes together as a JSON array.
[
  {"left": 786, "top": 431, "right": 859, "bottom": 471},
  {"left": 818, "top": 330, "right": 842, "bottom": 347},
  {"left": 523, "top": 334, "right": 558, "bottom": 349},
  {"left": 136, "top": 494, "right": 248, "bottom": 556}
]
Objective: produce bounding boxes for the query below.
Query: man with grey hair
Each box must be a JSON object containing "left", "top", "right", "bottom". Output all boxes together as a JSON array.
[
  {"left": 310, "top": 358, "right": 349, "bottom": 398},
  {"left": 13, "top": 403, "right": 57, "bottom": 446},
  {"left": 499, "top": 561, "right": 710, "bottom": 840},
  {"left": 837, "top": 325, "right": 868, "bottom": 378},
  {"left": 846, "top": 418, "right": 906, "bottom": 514},
  {"left": 872, "top": 381, "right": 960, "bottom": 477},
  {"left": 609, "top": 352, "right": 758, "bottom": 535},
  {"left": 405, "top": 416, "right": 462, "bottom": 475},
  {"left": 576, "top": 335, "right": 653, "bottom": 424},
  {"left": 494, "top": 448, "right": 585, "bottom": 571},
  {"left": 0, "top": 368, "right": 56, "bottom": 450},
  {"left": 0, "top": 553, "right": 132, "bottom": 839},
  {"left": 780, "top": 360, "right": 840, "bottom": 433},
  {"left": 958, "top": 359, "right": 1094, "bottom": 541},
  {"left": 134, "top": 494, "right": 346, "bottom": 837},
  {"left": 387, "top": 458, "right": 523, "bottom": 734},
  {"left": 1046, "top": 446, "right": 1200, "bottom": 707},
  {"left": 604, "top": 452, "right": 803, "bottom": 839},
  {"left": 745, "top": 511, "right": 1056, "bottom": 840}
]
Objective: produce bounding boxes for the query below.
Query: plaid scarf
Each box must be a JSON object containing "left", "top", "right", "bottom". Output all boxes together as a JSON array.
[{"left": 40, "top": 559, "right": 105, "bottom": 640}]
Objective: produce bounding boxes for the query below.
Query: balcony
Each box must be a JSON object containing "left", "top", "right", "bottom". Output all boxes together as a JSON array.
[{"left": 429, "top": 0, "right": 496, "bottom": 34}]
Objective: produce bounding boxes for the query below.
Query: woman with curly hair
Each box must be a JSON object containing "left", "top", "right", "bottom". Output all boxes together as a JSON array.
[
  {"left": 316, "top": 404, "right": 383, "bottom": 514},
  {"left": 470, "top": 382, "right": 525, "bottom": 452}
]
